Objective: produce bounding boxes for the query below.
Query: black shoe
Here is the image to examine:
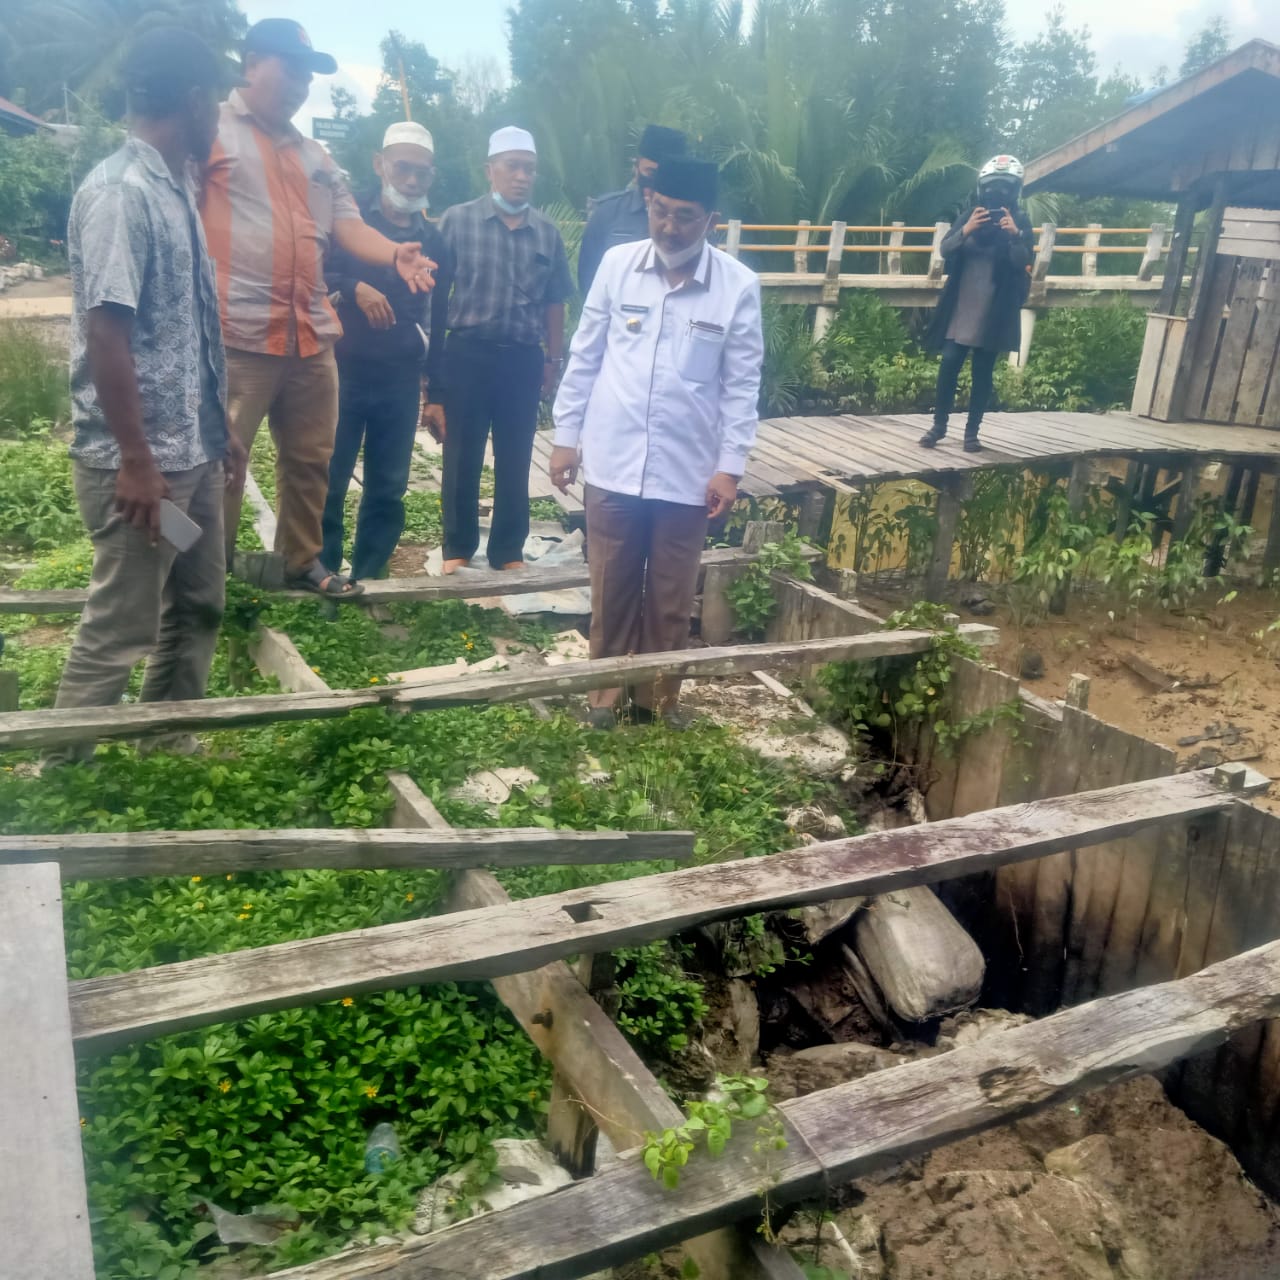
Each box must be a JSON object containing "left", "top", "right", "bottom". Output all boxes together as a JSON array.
[
  {"left": 963, "top": 436, "right": 983, "bottom": 453},
  {"left": 586, "top": 706, "right": 619, "bottom": 731},
  {"left": 918, "top": 429, "right": 946, "bottom": 449}
]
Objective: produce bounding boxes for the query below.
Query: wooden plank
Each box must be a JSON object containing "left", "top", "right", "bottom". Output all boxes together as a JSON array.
[
  {"left": 0, "top": 827, "right": 695, "bottom": 880},
  {"left": 1267, "top": 475, "right": 1280, "bottom": 574},
  {"left": 387, "top": 774, "right": 789, "bottom": 1280},
  {"left": 1234, "top": 264, "right": 1280, "bottom": 425},
  {"left": 1049, "top": 459, "right": 1091, "bottom": 614},
  {"left": 2, "top": 626, "right": 984, "bottom": 751},
  {"left": 1029, "top": 223, "right": 1056, "bottom": 306},
  {"left": 1173, "top": 178, "right": 1230, "bottom": 421},
  {"left": 65, "top": 768, "right": 1263, "bottom": 1053},
  {"left": 250, "top": 625, "right": 330, "bottom": 694},
  {"left": 1131, "top": 313, "right": 1168, "bottom": 415},
  {"left": 1137, "top": 223, "right": 1166, "bottom": 282},
  {"left": 1204, "top": 260, "right": 1261, "bottom": 423},
  {"left": 271, "top": 938, "right": 1280, "bottom": 1280},
  {"left": 0, "top": 864, "right": 95, "bottom": 1279},
  {"left": 0, "top": 545, "right": 798, "bottom": 617}
]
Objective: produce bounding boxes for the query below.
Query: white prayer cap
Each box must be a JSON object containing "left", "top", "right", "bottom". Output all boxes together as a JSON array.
[
  {"left": 382, "top": 121, "right": 435, "bottom": 153},
  {"left": 488, "top": 126, "right": 536, "bottom": 157}
]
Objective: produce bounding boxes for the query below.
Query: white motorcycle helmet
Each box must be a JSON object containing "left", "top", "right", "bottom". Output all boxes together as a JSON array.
[{"left": 977, "top": 154, "right": 1024, "bottom": 205}]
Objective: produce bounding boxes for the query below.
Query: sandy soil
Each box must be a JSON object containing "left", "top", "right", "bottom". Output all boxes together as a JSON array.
[{"left": 862, "top": 582, "right": 1280, "bottom": 810}]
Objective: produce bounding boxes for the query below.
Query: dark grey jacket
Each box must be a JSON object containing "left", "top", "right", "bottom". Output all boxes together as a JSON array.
[
  {"left": 924, "top": 206, "right": 1034, "bottom": 354},
  {"left": 578, "top": 185, "right": 649, "bottom": 294}
]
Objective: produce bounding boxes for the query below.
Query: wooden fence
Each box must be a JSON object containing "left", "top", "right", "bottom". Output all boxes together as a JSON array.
[{"left": 4, "top": 559, "right": 1279, "bottom": 1279}]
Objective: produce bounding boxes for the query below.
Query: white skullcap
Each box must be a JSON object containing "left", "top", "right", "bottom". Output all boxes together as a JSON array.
[
  {"left": 488, "top": 126, "right": 536, "bottom": 158},
  {"left": 382, "top": 121, "right": 435, "bottom": 153}
]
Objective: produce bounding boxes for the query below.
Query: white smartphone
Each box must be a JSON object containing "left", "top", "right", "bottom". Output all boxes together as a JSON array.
[{"left": 158, "top": 499, "right": 202, "bottom": 552}]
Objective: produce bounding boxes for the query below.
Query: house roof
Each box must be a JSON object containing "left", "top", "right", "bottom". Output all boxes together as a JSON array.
[
  {"left": 0, "top": 95, "right": 49, "bottom": 136},
  {"left": 1023, "top": 40, "right": 1280, "bottom": 205}
]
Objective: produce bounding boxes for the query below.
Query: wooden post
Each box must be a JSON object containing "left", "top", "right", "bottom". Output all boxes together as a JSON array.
[
  {"left": 927, "top": 219, "right": 949, "bottom": 282},
  {"left": 1065, "top": 673, "right": 1091, "bottom": 711},
  {"left": 1264, "top": 476, "right": 1280, "bottom": 578},
  {"left": 1239, "top": 467, "right": 1262, "bottom": 530},
  {"left": 886, "top": 220, "right": 905, "bottom": 275},
  {"left": 1049, "top": 459, "right": 1091, "bottom": 614},
  {"left": 1156, "top": 192, "right": 1199, "bottom": 315},
  {"left": 1082, "top": 222, "right": 1102, "bottom": 278},
  {"left": 0, "top": 669, "right": 17, "bottom": 712},
  {"left": 1138, "top": 222, "right": 1167, "bottom": 282},
  {"left": 793, "top": 219, "right": 811, "bottom": 274},
  {"left": 1205, "top": 464, "right": 1245, "bottom": 576},
  {"left": 725, "top": 219, "right": 742, "bottom": 260},
  {"left": 822, "top": 220, "right": 847, "bottom": 305},
  {"left": 1113, "top": 459, "right": 1140, "bottom": 542},
  {"left": 923, "top": 476, "right": 971, "bottom": 602},
  {"left": 742, "top": 519, "right": 787, "bottom": 554},
  {"left": 812, "top": 304, "right": 835, "bottom": 342},
  {"left": 1169, "top": 176, "right": 1228, "bottom": 421},
  {"left": 795, "top": 487, "right": 832, "bottom": 543},
  {"left": 1028, "top": 222, "right": 1057, "bottom": 306},
  {"left": 1010, "top": 307, "right": 1036, "bottom": 369},
  {"left": 1170, "top": 460, "right": 1205, "bottom": 547},
  {"left": 0, "top": 864, "right": 96, "bottom": 1279}
]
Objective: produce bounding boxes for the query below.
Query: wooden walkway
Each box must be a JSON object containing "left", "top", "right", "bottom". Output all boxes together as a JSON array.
[{"left": 532, "top": 412, "right": 1280, "bottom": 515}]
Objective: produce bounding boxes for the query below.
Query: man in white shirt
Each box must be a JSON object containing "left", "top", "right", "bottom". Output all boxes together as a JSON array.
[{"left": 550, "top": 157, "right": 763, "bottom": 728}]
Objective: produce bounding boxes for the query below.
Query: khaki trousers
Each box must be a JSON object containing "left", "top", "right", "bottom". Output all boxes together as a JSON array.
[
  {"left": 50, "top": 459, "right": 226, "bottom": 762},
  {"left": 584, "top": 484, "right": 708, "bottom": 712},
  {"left": 223, "top": 346, "right": 339, "bottom": 573}
]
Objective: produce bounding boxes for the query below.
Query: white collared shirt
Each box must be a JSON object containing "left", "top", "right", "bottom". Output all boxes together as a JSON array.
[{"left": 552, "top": 238, "right": 763, "bottom": 507}]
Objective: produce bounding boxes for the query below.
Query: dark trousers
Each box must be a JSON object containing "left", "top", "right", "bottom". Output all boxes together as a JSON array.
[
  {"left": 441, "top": 337, "right": 543, "bottom": 568},
  {"left": 321, "top": 362, "right": 421, "bottom": 581},
  {"left": 584, "top": 484, "right": 708, "bottom": 712},
  {"left": 933, "top": 340, "right": 998, "bottom": 437}
]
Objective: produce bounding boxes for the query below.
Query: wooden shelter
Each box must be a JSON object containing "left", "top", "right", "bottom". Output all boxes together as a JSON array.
[{"left": 1025, "top": 39, "right": 1280, "bottom": 428}]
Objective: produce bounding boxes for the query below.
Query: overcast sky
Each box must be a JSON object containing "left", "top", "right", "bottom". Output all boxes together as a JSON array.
[{"left": 241, "top": 0, "right": 1280, "bottom": 135}]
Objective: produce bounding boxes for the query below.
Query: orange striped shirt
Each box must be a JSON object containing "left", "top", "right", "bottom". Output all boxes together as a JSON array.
[{"left": 200, "top": 91, "right": 359, "bottom": 358}]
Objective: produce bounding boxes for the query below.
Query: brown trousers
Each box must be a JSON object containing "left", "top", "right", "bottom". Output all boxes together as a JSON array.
[
  {"left": 223, "top": 346, "right": 339, "bottom": 573},
  {"left": 584, "top": 484, "right": 708, "bottom": 712}
]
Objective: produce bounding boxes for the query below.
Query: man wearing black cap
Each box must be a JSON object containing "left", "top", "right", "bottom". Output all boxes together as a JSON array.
[
  {"left": 49, "top": 28, "right": 245, "bottom": 762},
  {"left": 201, "top": 18, "right": 436, "bottom": 598},
  {"left": 551, "top": 156, "right": 763, "bottom": 729},
  {"left": 578, "top": 124, "right": 687, "bottom": 294}
]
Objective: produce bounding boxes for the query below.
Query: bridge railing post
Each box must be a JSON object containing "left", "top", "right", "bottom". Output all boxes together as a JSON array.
[
  {"left": 1138, "top": 222, "right": 1166, "bottom": 282},
  {"left": 794, "top": 219, "right": 811, "bottom": 274},
  {"left": 822, "top": 221, "right": 847, "bottom": 306},
  {"left": 725, "top": 219, "right": 742, "bottom": 260},
  {"left": 927, "top": 220, "right": 949, "bottom": 282},
  {"left": 1082, "top": 222, "right": 1102, "bottom": 278},
  {"left": 887, "top": 220, "right": 905, "bottom": 276},
  {"left": 1029, "top": 222, "right": 1057, "bottom": 306}
]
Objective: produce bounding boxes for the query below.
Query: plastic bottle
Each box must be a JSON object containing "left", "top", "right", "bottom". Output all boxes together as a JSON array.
[{"left": 364, "top": 1122, "right": 401, "bottom": 1174}]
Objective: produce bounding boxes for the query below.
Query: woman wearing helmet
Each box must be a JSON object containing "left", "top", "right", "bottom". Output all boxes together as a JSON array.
[{"left": 920, "top": 155, "right": 1034, "bottom": 452}]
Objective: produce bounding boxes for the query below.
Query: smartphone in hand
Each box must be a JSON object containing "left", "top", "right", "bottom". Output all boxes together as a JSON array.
[{"left": 158, "top": 499, "right": 202, "bottom": 552}]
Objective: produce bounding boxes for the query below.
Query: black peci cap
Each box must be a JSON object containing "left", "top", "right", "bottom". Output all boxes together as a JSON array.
[
  {"left": 123, "top": 27, "right": 225, "bottom": 115},
  {"left": 244, "top": 19, "right": 338, "bottom": 75},
  {"left": 637, "top": 124, "right": 687, "bottom": 163},
  {"left": 651, "top": 156, "right": 718, "bottom": 209}
]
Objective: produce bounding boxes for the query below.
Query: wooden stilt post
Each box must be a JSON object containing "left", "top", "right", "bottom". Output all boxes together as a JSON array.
[
  {"left": 1049, "top": 459, "right": 1091, "bottom": 614},
  {"left": 1205, "top": 464, "right": 1245, "bottom": 576},
  {"left": 1239, "top": 467, "right": 1262, "bottom": 530},
  {"left": 923, "top": 475, "right": 971, "bottom": 602},
  {"left": 1155, "top": 192, "right": 1198, "bottom": 315},
  {"left": 1168, "top": 176, "right": 1228, "bottom": 422},
  {"left": 1113, "top": 459, "right": 1140, "bottom": 542},
  {"left": 1264, "top": 475, "right": 1280, "bottom": 580},
  {"left": 1170, "top": 460, "right": 1205, "bottom": 547}
]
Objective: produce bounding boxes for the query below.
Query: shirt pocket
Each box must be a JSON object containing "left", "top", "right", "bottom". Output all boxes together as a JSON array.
[
  {"left": 677, "top": 320, "right": 725, "bottom": 383},
  {"left": 517, "top": 249, "right": 553, "bottom": 306}
]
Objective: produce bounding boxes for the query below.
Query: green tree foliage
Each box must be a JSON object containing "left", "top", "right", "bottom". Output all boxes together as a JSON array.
[
  {"left": 1180, "top": 17, "right": 1231, "bottom": 78},
  {"left": 0, "top": 0, "right": 245, "bottom": 117}
]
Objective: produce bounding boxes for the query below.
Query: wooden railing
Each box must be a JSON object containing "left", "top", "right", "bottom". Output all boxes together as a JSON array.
[{"left": 709, "top": 220, "right": 1174, "bottom": 310}]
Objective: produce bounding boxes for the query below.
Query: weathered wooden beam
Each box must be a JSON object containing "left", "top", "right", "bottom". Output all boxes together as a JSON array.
[
  {"left": 1137, "top": 222, "right": 1166, "bottom": 283},
  {"left": 0, "top": 627, "right": 997, "bottom": 751},
  {"left": 886, "top": 220, "right": 905, "bottom": 275},
  {"left": 926, "top": 220, "right": 949, "bottom": 282},
  {"left": 923, "top": 476, "right": 971, "bottom": 602},
  {"left": 270, "top": 938, "right": 1280, "bottom": 1280},
  {"left": 0, "top": 545, "right": 805, "bottom": 616},
  {"left": 0, "top": 827, "right": 695, "bottom": 880},
  {"left": 249, "top": 625, "right": 329, "bottom": 693},
  {"left": 725, "top": 219, "right": 743, "bottom": 259},
  {"left": 1081, "top": 222, "right": 1102, "bottom": 278},
  {"left": 792, "top": 220, "right": 811, "bottom": 274},
  {"left": 0, "top": 864, "right": 95, "bottom": 1279},
  {"left": 387, "top": 774, "right": 791, "bottom": 1280},
  {"left": 1028, "top": 222, "right": 1057, "bottom": 306},
  {"left": 67, "top": 768, "right": 1266, "bottom": 1053},
  {"left": 822, "top": 221, "right": 847, "bottom": 305},
  {"left": 1155, "top": 195, "right": 1198, "bottom": 314},
  {"left": 1049, "top": 459, "right": 1092, "bottom": 614}
]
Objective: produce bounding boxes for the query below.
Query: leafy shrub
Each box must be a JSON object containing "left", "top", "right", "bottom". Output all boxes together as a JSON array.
[
  {"left": 0, "top": 433, "right": 81, "bottom": 549},
  {"left": 0, "top": 323, "right": 70, "bottom": 432},
  {"left": 822, "top": 292, "right": 910, "bottom": 389},
  {"left": 760, "top": 296, "right": 820, "bottom": 416},
  {"left": 615, "top": 942, "right": 709, "bottom": 1053}
]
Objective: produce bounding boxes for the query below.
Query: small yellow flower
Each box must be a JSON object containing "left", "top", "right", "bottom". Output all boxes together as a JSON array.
[
  {"left": 363, "top": 1085, "right": 378, "bottom": 1099},
  {"left": 80, "top": 1116, "right": 87, "bottom": 1128},
  {"left": 370, "top": 676, "right": 380, "bottom": 684},
  {"left": 527, "top": 1089, "right": 538, "bottom": 1100},
  {"left": 465, "top": 642, "right": 474, "bottom": 651},
  {"left": 237, "top": 912, "right": 250, "bottom": 920},
  {"left": 225, "top": 873, "right": 234, "bottom": 881},
  {"left": 404, "top": 891, "right": 414, "bottom": 902},
  {"left": 190, "top": 875, "right": 202, "bottom": 883},
  {"left": 310, "top": 665, "right": 320, "bottom": 673},
  {"left": 195, "top": 901, "right": 206, "bottom": 911},
  {"left": 241, "top": 903, "right": 253, "bottom": 910},
  {"left": 341, "top": 997, "right": 354, "bottom": 1007},
  {"left": 218, "top": 1080, "right": 231, "bottom": 1094}
]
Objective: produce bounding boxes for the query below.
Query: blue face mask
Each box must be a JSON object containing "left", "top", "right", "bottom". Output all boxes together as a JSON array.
[{"left": 492, "top": 191, "right": 530, "bottom": 215}]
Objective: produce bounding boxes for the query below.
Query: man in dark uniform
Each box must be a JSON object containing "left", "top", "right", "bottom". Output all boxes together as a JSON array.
[
  {"left": 321, "top": 121, "right": 451, "bottom": 581},
  {"left": 577, "top": 124, "right": 687, "bottom": 294}
]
